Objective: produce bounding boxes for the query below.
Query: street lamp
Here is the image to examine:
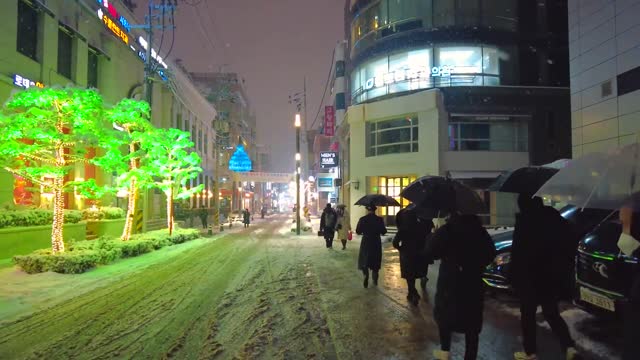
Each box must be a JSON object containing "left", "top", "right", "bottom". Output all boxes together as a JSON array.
[{"left": 295, "top": 113, "right": 301, "bottom": 235}]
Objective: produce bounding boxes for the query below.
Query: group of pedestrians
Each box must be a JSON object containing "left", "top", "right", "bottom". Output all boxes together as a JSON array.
[
  {"left": 319, "top": 203, "right": 351, "bottom": 250},
  {"left": 320, "top": 196, "right": 583, "bottom": 360}
]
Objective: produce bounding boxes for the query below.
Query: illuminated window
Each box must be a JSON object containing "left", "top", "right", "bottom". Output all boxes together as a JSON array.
[
  {"left": 87, "top": 47, "right": 99, "bottom": 89},
  {"left": 374, "top": 175, "right": 416, "bottom": 220},
  {"left": 17, "top": 0, "right": 39, "bottom": 61},
  {"left": 58, "top": 25, "right": 73, "bottom": 79},
  {"left": 366, "top": 116, "right": 419, "bottom": 157}
]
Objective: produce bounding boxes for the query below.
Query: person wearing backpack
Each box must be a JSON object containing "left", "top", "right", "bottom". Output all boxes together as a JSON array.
[{"left": 320, "top": 203, "right": 338, "bottom": 249}]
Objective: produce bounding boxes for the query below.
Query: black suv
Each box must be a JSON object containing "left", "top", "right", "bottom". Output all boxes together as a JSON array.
[
  {"left": 483, "top": 206, "right": 613, "bottom": 291},
  {"left": 575, "top": 220, "right": 638, "bottom": 316}
]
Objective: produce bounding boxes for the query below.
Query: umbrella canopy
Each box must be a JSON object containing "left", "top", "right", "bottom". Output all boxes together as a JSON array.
[
  {"left": 401, "top": 176, "right": 486, "bottom": 215},
  {"left": 354, "top": 194, "right": 401, "bottom": 207},
  {"left": 535, "top": 143, "right": 640, "bottom": 210},
  {"left": 488, "top": 166, "right": 559, "bottom": 195}
]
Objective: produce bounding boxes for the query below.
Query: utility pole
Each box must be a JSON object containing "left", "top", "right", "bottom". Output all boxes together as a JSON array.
[{"left": 130, "top": 0, "right": 176, "bottom": 110}]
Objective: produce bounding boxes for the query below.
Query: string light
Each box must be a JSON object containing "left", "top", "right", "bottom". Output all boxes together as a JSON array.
[{"left": 52, "top": 177, "right": 65, "bottom": 253}]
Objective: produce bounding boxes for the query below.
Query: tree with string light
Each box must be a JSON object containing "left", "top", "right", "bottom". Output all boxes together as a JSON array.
[
  {"left": 139, "top": 128, "right": 203, "bottom": 235},
  {"left": 94, "top": 99, "right": 154, "bottom": 241},
  {"left": 0, "top": 87, "right": 109, "bottom": 254}
]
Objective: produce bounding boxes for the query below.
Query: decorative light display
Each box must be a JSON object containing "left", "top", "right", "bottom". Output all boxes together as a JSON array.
[{"left": 228, "top": 145, "right": 252, "bottom": 172}]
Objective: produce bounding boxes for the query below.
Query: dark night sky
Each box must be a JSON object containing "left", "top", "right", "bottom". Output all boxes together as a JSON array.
[{"left": 144, "top": 0, "right": 345, "bottom": 172}]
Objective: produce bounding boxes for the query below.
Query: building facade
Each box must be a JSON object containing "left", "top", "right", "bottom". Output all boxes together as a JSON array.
[
  {"left": 339, "top": 0, "right": 571, "bottom": 226},
  {"left": 569, "top": 0, "right": 640, "bottom": 156},
  {"left": 190, "top": 72, "right": 259, "bottom": 212},
  {"left": 0, "top": 0, "right": 216, "bottom": 231}
]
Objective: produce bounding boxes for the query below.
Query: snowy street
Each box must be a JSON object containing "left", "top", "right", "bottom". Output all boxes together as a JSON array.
[{"left": 0, "top": 215, "right": 622, "bottom": 359}]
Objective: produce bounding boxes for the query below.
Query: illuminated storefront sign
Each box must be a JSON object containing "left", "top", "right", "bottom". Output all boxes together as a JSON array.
[
  {"left": 96, "top": 0, "right": 131, "bottom": 32},
  {"left": 13, "top": 74, "right": 45, "bottom": 89},
  {"left": 320, "top": 151, "right": 339, "bottom": 169},
  {"left": 363, "top": 65, "right": 482, "bottom": 91},
  {"left": 98, "top": 9, "right": 129, "bottom": 44},
  {"left": 138, "top": 37, "right": 169, "bottom": 69}
]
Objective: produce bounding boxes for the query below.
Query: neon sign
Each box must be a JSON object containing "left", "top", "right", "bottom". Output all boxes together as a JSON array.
[
  {"left": 364, "top": 65, "right": 481, "bottom": 91},
  {"left": 13, "top": 74, "right": 45, "bottom": 89},
  {"left": 138, "top": 37, "right": 169, "bottom": 69},
  {"left": 98, "top": 9, "right": 129, "bottom": 44},
  {"left": 96, "top": 0, "right": 131, "bottom": 32}
]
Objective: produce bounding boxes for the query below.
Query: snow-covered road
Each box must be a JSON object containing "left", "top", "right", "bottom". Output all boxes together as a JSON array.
[{"left": 0, "top": 215, "right": 622, "bottom": 359}]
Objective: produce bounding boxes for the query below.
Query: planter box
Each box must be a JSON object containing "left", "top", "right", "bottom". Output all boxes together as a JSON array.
[
  {"left": 86, "top": 219, "right": 125, "bottom": 239},
  {"left": 0, "top": 222, "right": 87, "bottom": 263}
]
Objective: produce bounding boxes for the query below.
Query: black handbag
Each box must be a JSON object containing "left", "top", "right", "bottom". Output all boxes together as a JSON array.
[{"left": 317, "top": 230, "right": 324, "bottom": 237}]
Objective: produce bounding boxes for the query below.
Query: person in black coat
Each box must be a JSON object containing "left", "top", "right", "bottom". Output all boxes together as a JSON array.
[
  {"left": 427, "top": 213, "right": 496, "bottom": 360},
  {"left": 356, "top": 205, "right": 387, "bottom": 288},
  {"left": 510, "top": 194, "right": 577, "bottom": 360},
  {"left": 393, "top": 206, "right": 434, "bottom": 305},
  {"left": 620, "top": 207, "right": 640, "bottom": 360},
  {"left": 320, "top": 203, "right": 338, "bottom": 249}
]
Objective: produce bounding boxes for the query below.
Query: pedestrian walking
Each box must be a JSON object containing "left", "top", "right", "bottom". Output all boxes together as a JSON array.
[
  {"left": 320, "top": 203, "right": 338, "bottom": 249},
  {"left": 428, "top": 212, "right": 496, "bottom": 360},
  {"left": 510, "top": 194, "right": 577, "bottom": 360},
  {"left": 242, "top": 208, "right": 251, "bottom": 228},
  {"left": 261, "top": 206, "right": 267, "bottom": 219},
  {"left": 198, "top": 205, "right": 208, "bottom": 229},
  {"left": 355, "top": 205, "right": 387, "bottom": 288},
  {"left": 335, "top": 204, "right": 351, "bottom": 250},
  {"left": 617, "top": 206, "right": 640, "bottom": 360},
  {"left": 392, "top": 206, "right": 434, "bottom": 305}
]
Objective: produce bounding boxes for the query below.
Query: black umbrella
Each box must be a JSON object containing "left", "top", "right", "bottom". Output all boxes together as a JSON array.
[
  {"left": 400, "top": 176, "right": 486, "bottom": 215},
  {"left": 488, "top": 166, "right": 559, "bottom": 195},
  {"left": 354, "top": 194, "right": 401, "bottom": 207}
]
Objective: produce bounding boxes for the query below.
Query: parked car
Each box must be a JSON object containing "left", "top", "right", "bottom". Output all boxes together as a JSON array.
[
  {"left": 482, "top": 205, "right": 613, "bottom": 291},
  {"left": 575, "top": 219, "right": 638, "bottom": 316}
]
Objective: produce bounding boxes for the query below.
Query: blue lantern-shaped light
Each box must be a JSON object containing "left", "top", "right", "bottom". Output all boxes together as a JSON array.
[{"left": 228, "top": 144, "right": 253, "bottom": 172}]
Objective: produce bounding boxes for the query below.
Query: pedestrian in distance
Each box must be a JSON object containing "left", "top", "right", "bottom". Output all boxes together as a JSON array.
[
  {"left": 242, "top": 208, "right": 251, "bottom": 228},
  {"left": 393, "top": 206, "right": 434, "bottom": 305},
  {"left": 198, "top": 205, "right": 208, "bottom": 229},
  {"left": 428, "top": 212, "right": 496, "bottom": 360},
  {"left": 356, "top": 205, "right": 387, "bottom": 288},
  {"left": 261, "top": 206, "right": 267, "bottom": 219},
  {"left": 320, "top": 203, "right": 338, "bottom": 249},
  {"left": 616, "top": 206, "right": 640, "bottom": 360},
  {"left": 336, "top": 204, "right": 352, "bottom": 250},
  {"left": 510, "top": 194, "right": 578, "bottom": 360}
]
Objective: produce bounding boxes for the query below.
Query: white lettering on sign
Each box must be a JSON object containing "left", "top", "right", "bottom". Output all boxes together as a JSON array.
[
  {"left": 364, "top": 65, "right": 481, "bottom": 91},
  {"left": 320, "top": 152, "right": 338, "bottom": 169},
  {"left": 13, "top": 74, "right": 44, "bottom": 89}
]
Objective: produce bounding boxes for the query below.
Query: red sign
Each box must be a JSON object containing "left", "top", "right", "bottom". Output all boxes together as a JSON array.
[{"left": 324, "top": 106, "right": 335, "bottom": 137}]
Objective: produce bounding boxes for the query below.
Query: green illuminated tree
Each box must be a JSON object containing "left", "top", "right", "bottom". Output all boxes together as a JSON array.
[
  {"left": 139, "top": 128, "right": 203, "bottom": 235},
  {"left": 95, "top": 99, "right": 154, "bottom": 241},
  {"left": 0, "top": 87, "right": 108, "bottom": 253}
]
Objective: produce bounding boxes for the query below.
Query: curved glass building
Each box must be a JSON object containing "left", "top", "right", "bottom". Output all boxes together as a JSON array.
[{"left": 339, "top": 0, "right": 571, "bottom": 225}]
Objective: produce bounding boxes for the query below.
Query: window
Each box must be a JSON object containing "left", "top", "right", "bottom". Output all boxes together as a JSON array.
[
  {"left": 370, "top": 175, "right": 416, "bottom": 223},
  {"left": 366, "top": 116, "right": 419, "bottom": 157},
  {"left": 58, "top": 25, "right": 73, "bottom": 79},
  {"left": 433, "top": 0, "right": 455, "bottom": 27},
  {"left": 448, "top": 115, "right": 529, "bottom": 152},
  {"left": 617, "top": 66, "right": 640, "bottom": 97},
  {"left": 87, "top": 47, "right": 99, "bottom": 89},
  {"left": 17, "top": 0, "right": 39, "bottom": 61},
  {"left": 482, "top": 0, "right": 518, "bottom": 31}
]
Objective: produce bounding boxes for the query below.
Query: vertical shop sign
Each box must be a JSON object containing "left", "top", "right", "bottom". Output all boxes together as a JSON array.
[{"left": 324, "top": 106, "right": 335, "bottom": 137}]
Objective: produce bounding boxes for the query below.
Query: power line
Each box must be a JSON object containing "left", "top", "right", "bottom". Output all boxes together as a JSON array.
[
  {"left": 310, "top": 47, "right": 336, "bottom": 130},
  {"left": 191, "top": 3, "right": 218, "bottom": 56}
]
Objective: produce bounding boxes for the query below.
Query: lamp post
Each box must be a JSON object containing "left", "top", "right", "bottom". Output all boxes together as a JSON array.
[{"left": 295, "top": 113, "right": 301, "bottom": 235}]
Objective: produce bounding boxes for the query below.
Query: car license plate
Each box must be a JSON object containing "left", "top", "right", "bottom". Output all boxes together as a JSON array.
[{"left": 580, "top": 287, "right": 615, "bottom": 312}]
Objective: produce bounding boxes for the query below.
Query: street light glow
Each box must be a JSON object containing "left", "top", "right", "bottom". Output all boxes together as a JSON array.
[
  {"left": 294, "top": 113, "right": 301, "bottom": 127},
  {"left": 295, "top": 153, "right": 301, "bottom": 161}
]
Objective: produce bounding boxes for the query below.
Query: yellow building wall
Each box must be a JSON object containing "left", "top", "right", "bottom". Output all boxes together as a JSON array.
[{"left": 346, "top": 89, "right": 443, "bottom": 226}]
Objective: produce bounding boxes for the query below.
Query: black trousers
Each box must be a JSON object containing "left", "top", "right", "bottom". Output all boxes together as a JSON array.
[
  {"left": 200, "top": 217, "right": 207, "bottom": 229},
  {"left": 439, "top": 327, "right": 479, "bottom": 360},
  {"left": 324, "top": 232, "right": 334, "bottom": 248},
  {"left": 520, "top": 297, "right": 574, "bottom": 354}
]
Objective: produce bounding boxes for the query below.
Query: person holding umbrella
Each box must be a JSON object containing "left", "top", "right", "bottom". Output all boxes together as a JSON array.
[
  {"left": 393, "top": 204, "right": 434, "bottom": 305},
  {"left": 401, "top": 176, "right": 494, "bottom": 360},
  {"left": 355, "top": 205, "right": 387, "bottom": 288},
  {"left": 428, "top": 211, "right": 496, "bottom": 360}
]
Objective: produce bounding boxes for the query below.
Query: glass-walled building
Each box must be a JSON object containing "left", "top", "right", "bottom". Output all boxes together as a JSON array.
[{"left": 339, "top": 0, "right": 571, "bottom": 226}]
